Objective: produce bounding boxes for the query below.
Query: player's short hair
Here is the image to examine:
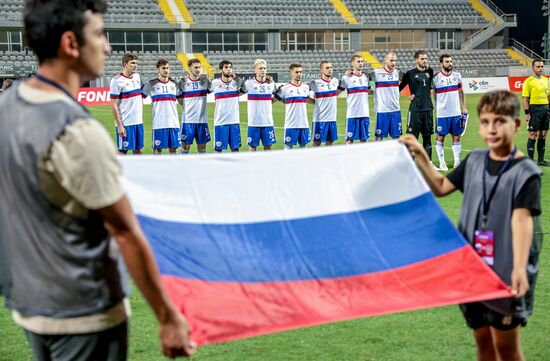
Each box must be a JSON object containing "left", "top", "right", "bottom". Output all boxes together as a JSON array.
[
  {"left": 477, "top": 90, "right": 520, "bottom": 118},
  {"left": 254, "top": 59, "right": 267, "bottom": 69},
  {"left": 24, "top": 0, "right": 107, "bottom": 63},
  {"left": 532, "top": 58, "right": 544, "bottom": 67},
  {"left": 385, "top": 51, "right": 397, "bottom": 59},
  {"left": 219, "top": 60, "right": 232, "bottom": 69},
  {"left": 414, "top": 50, "right": 427, "bottom": 59},
  {"left": 289, "top": 63, "right": 302, "bottom": 71},
  {"left": 319, "top": 60, "right": 331, "bottom": 69},
  {"left": 439, "top": 54, "right": 452, "bottom": 63},
  {"left": 188, "top": 58, "right": 201, "bottom": 67},
  {"left": 156, "top": 59, "right": 169, "bottom": 68},
  {"left": 350, "top": 54, "right": 363, "bottom": 63},
  {"left": 122, "top": 53, "right": 138, "bottom": 66}
]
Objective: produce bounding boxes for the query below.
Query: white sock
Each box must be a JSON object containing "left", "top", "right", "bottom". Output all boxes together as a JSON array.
[
  {"left": 452, "top": 142, "right": 462, "bottom": 165},
  {"left": 284, "top": 145, "right": 293, "bottom": 150},
  {"left": 436, "top": 141, "right": 445, "bottom": 165}
]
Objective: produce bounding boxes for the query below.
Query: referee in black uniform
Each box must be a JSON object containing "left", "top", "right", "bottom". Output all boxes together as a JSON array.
[{"left": 400, "top": 50, "right": 435, "bottom": 163}]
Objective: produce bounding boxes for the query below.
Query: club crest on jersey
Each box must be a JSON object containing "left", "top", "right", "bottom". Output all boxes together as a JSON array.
[
  {"left": 285, "top": 136, "right": 291, "bottom": 142},
  {"left": 437, "top": 126, "right": 442, "bottom": 131},
  {"left": 154, "top": 140, "right": 161, "bottom": 146},
  {"left": 314, "top": 133, "right": 321, "bottom": 139},
  {"left": 247, "top": 137, "right": 252, "bottom": 143},
  {"left": 347, "top": 132, "right": 353, "bottom": 137},
  {"left": 182, "top": 135, "right": 187, "bottom": 140},
  {"left": 215, "top": 141, "right": 222, "bottom": 147},
  {"left": 123, "top": 141, "right": 129, "bottom": 147}
]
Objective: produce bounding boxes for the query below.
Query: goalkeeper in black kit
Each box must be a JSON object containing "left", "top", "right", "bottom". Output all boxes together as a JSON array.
[{"left": 400, "top": 50, "right": 436, "bottom": 167}]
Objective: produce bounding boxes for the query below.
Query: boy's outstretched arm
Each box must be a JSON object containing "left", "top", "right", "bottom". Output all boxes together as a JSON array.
[
  {"left": 510, "top": 208, "right": 533, "bottom": 298},
  {"left": 400, "top": 134, "right": 457, "bottom": 197}
]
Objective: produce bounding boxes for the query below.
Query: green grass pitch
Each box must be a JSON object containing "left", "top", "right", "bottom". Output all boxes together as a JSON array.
[{"left": 1, "top": 94, "right": 548, "bottom": 360}]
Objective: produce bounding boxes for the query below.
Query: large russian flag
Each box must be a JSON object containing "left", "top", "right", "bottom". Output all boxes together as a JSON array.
[{"left": 119, "top": 141, "right": 511, "bottom": 346}]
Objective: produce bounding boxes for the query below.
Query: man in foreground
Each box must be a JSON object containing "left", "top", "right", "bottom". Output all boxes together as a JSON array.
[{"left": 0, "top": 0, "right": 195, "bottom": 359}]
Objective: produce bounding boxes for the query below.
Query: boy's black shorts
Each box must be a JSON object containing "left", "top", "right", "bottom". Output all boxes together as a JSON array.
[
  {"left": 459, "top": 302, "right": 527, "bottom": 331},
  {"left": 406, "top": 110, "right": 434, "bottom": 137},
  {"left": 528, "top": 104, "right": 550, "bottom": 132}
]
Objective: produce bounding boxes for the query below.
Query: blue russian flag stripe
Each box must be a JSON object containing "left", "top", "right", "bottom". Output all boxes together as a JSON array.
[{"left": 140, "top": 192, "right": 465, "bottom": 283}]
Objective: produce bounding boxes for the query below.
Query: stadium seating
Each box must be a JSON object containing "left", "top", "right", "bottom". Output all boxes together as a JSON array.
[
  {"left": 0, "top": 50, "right": 36, "bottom": 69},
  {"left": 186, "top": 0, "right": 346, "bottom": 26},
  {"left": 344, "top": 0, "right": 487, "bottom": 25},
  {"left": 369, "top": 48, "right": 523, "bottom": 70},
  {"left": 205, "top": 50, "right": 359, "bottom": 74},
  {"left": 0, "top": 0, "right": 166, "bottom": 24}
]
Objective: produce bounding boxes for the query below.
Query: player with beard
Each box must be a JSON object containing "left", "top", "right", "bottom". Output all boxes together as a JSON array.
[
  {"left": 371, "top": 51, "right": 402, "bottom": 140},
  {"left": 309, "top": 61, "right": 340, "bottom": 146},
  {"left": 433, "top": 54, "right": 467, "bottom": 171}
]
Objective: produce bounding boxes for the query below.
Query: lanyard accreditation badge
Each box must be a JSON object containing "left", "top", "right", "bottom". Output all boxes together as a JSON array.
[{"left": 473, "top": 148, "right": 517, "bottom": 265}]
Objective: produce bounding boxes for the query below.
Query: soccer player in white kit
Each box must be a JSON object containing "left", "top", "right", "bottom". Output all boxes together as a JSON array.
[
  {"left": 209, "top": 60, "right": 242, "bottom": 152},
  {"left": 109, "top": 53, "right": 144, "bottom": 154},
  {"left": 338, "top": 55, "right": 371, "bottom": 144},
  {"left": 242, "top": 59, "right": 277, "bottom": 151},
  {"left": 371, "top": 51, "right": 402, "bottom": 140},
  {"left": 433, "top": 54, "right": 467, "bottom": 170},
  {"left": 309, "top": 61, "right": 340, "bottom": 146},
  {"left": 275, "top": 63, "right": 311, "bottom": 149},
  {"left": 178, "top": 58, "right": 211, "bottom": 154},
  {"left": 141, "top": 59, "right": 180, "bottom": 154}
]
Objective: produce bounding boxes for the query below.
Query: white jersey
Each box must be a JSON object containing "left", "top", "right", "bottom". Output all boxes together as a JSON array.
[
  {"left": 242, "top": 78, "right": 276, "bottom": 127},
  {"left": 433, "top": 71, "right": 463, "bottom": 118},
  {"left": 372, "top": 67, "right": 401, "bottom": 113},
  {"left": 209, "top": 78, "right": 241, "bottom": 126},
  {"left": 276, "top": 82, "right": 310, "bottom": 129},
  {"left": 339, "top": 73, "right": 370, "bottom": 119},
  {"left": 178, "top": 77, "right": 209, "bottom": 124},
  {"left": 109, "top": 73, "right": 143, "bottom": 126},
  {"left": 309, "top": 77, "right": 339, "bottom": 123},
  {"left": 141, "top": 78, "right": 179, "bottom": 130}
]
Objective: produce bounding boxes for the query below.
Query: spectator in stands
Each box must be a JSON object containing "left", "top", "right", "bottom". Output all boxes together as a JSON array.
[
  {"left": 0, "top": 0, "right": 196, "bottom": 359},
  {"left": 110, "top": 53, "right": 144, "bottom": 155},
  {"left": 522, "top": 59, "right": 549, "bottom": 166},
  {"left": 400, "top": 50, "right": 435, "bottom": 166},
  {"left": 0, "top": 79, "right": 13, "bottom": 94}
]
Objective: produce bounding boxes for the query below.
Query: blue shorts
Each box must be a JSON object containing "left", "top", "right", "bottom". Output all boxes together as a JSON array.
[
  {"left": 346, "top": 117, "right": 370, "bottom": 141},
  {"left": 214, "top": 124, "right": 241, "bottom": 150},
  {"left": 247, "top": 126, "right": 276, "bottom": 147},
  {"left": 312, "top": 121, "right": 338, "bottom": 142},
  {"left": 152, "top": 128, "right": 181, "bottom": 149},
  {"left": 284, "top": 128, "right": 310, "bottom": 146},
  {"left": 436, "top": 115, "right": 464, "bottom": 136},
  {"left": 375, "top": 110, "right": 402, "bottom": 138},
  {"left": 181, "top": 123, "right": 211, "bottom": 145},
  {"left": 117, "top": 124, "right": 144, "bottom": 151}
]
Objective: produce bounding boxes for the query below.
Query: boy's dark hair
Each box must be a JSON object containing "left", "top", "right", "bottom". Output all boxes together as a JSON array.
[
  {"left": 414, "top": 50, "right": 427, "bottom": 59},
  {"left": 156, "top": 58, "right": 169, "bottom": 68},
  {"left": 122, "top": 53, "right": 138, "bottom": 66},
  {"left": 188, "top": 58, "right": 201, "bottom": 67},
  {"left": 439, "top": 54, "right": 452, "bottom": 63},
  {"left": 477, "top": 90, "right": 520, "bottom": 118},
  {"left": 24, "top": 0, "right": 107, "bottom": 64},
  {"left": 289, "top": 63, "right": 302, "bottom": 71},
  {"left": 219, "top": 60, "right": 232, "bottom": 69},
  {"left": 532, "top": 58, "right": 544, "bottom": 67}
]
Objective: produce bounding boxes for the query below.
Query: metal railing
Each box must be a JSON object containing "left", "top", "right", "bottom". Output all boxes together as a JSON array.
[
  {"left": 461, "top": 13, "right": 516, "bottom": 50},
  {"left": 506, "top": 38, "right": 541, "bottom": 60}
]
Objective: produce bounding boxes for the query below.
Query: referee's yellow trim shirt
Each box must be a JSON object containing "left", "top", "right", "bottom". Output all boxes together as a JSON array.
[{"left": 522, "top": 75, "right": 549, "bottom": 105}]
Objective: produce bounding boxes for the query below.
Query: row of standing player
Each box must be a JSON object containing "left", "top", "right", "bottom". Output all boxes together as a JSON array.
[{"left": 110, "top": 51, "right": 467, "bottom": 169}]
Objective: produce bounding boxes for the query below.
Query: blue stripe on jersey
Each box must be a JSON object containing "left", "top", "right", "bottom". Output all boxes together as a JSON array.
[
  {"left": 151, "top": 94, "right": 177, "bottom": 100},
  {"left": 214, "top": 90, "right": 240, "bottom": 99},
  {"left": 120, "top": 88, "right": 141, "bottom": 96},
  {"left": 435, "top": 84, "right": 460, "bottom": 92},
  {"left": 347, "top": 86, "right": 370, "bottom": 91},
  {"left": 314, "top": 90, "right": 337, "bottom": 97},
  {"left": 181, "top": 89, "right": 209, "bottom": 96},
  {"left": 284, "top": 96, "right": 309, "bottom": 102},
  {"left": 375, "top": 81, "right": 399, "bottom": 85}
]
